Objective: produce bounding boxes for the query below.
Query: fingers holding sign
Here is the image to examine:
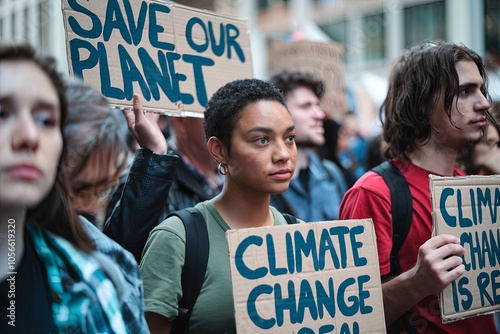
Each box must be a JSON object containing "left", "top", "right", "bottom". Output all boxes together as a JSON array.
[
  {"left": 122, "top": 93, "right": 168, "bottom": 155},
  {"left": 382, "top": 234, "right": 466, "bottom": 325},
  {"left": 411, "top": 234, "right": 465, "bottom": 296}
]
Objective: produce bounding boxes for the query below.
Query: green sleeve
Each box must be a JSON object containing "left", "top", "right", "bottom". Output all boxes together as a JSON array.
[{"left": 140, "top": 217, "right": 186, "bottom": 320}]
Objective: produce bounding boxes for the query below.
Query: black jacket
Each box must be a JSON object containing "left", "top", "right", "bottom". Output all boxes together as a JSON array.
[{"left": 103, "top": 148, "right": 221, "bottom": 263}]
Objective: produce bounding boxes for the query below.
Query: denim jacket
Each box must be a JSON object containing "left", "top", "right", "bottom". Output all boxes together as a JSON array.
[
  {"left": 103, "top": 148, "right": 221, "bottom": 263},
  {"left": 28, "top": 222, "right": 128, "bottom": 333},
  {"left": 271, "top": 149, "right": 348, "bottom": 222}
]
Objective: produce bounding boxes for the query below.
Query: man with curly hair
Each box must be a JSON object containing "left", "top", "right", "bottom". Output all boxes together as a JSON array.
[
  {"left": 269, "top": 70, "right": 348, "bottom": 222},
  {"left": 339, "top": 41, "right": 497, "bottom": 333}
]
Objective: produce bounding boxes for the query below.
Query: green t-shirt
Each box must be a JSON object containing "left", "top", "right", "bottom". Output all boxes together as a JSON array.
[{"left": 140, "top": 201, "right": 289, "bottom": 334}]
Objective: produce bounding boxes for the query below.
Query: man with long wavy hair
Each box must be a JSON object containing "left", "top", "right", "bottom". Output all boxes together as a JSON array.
[{"left": 339, "top": 41, "right": 498, "bottom": 333}]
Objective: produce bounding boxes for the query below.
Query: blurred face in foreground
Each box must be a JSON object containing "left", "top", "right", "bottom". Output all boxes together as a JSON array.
[{"left": 0, "top": 60, "right": 62, "bottom": 209}]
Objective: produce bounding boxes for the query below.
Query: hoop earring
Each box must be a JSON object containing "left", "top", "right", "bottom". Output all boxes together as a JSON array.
[{"left": 218, "top": 162, "right": 228, "bottom": 175}]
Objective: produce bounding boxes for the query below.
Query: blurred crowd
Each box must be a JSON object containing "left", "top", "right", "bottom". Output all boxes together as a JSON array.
[{"left": 1, "top": 41, "right": 500, "bottom": 333}]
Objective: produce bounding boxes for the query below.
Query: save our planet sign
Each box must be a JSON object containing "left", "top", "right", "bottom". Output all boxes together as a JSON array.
[{"left": 62, "top": 0, "right": 253, "bottom": 116}]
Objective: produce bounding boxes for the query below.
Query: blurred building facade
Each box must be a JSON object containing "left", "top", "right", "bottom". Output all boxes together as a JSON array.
[
  {"left": 0, "top": 0, "right": 67, "bottom": 71},
  {"left": 255, "top": 0, "right": 497, "bottom": 81},
  {"left": 1, "top": 0, "right": 498, "bottom": 89}
]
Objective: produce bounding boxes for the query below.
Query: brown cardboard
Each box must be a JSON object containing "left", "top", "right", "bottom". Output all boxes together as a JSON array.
[
  {"left": 268, "top": 40, "right": 347, "bottom": 119},
  {"left": 226, "top": 219, "right": 386, "bottom": 333},
  {"left": 430, "top": 175, "right": 500, "bottom": 323},
  {"left": 62, "top": 0, "right": 253, "bottom": 116}
]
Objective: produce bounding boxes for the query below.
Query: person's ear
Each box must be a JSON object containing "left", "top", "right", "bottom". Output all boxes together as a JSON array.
[{"left": 207, "top": 136, "right": 228, "bottom": 165}]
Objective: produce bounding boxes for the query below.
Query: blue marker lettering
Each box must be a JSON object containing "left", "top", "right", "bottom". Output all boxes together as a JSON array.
[
  {"left": 478, "top": 272, "right": 494, "bottom": 306},
  {"left": 330, "top": 226, "right": 349, "bottom": 268},
  {"left": 316, "top": 278, "right": 335, "bottom": 319},
  {"left": 138, "top": 48, "right": 174, "bottom": 101},
  {"left": 358, "top": 275, "right": 373, "bottom": 314},
  {"left": 67, "top": 0, "right": 102, "bottom": 39},
  {"left": 69, "top": 39, "right": 99, "bottom": 78},
  {"left": 275, "top": 281, "right": 297, "bottom": 326},
  {"left": 350, "top": 225, "right": 367, "bottom": 267},
  {"left": 118, "top": 44, "right": 150, "bottom": 100},
  {"left": 103, "top": 0, "right": 132, "bottom": 44},
  {"left": 247, "top": 284, "right": 275, "bottom": 329},
  {"left": 319, "top": 228, "right": 340, "bottom": 270},
  {"left": 182, "top": 54, "right": 214, "bottom": 107},
  {"left": 294, "top": 229, "right": 319, "bottom": 273},
  {"left": 297, "top": 280, "right": 318, "bottom": 322},
  {"left": 266, "top": 234, "right": 287, "bottom": 276},
  {"left": 98, "top": 42, "right": 124, "bottom": 99},
  {"left": 440, "top": 187, "right": 456, "bottom": 227},
  {"left": 123, "top": 0, "right": 147, "bottom": 46},
  {"left": 149, "top": 3, "right": 174, "bottom": 51},
  {"left": 337, "top": 277, "right": 357, "bottom": 316},
  {"left": 185, "top": 17, "right": 209, "bottom": 53},
  {"left": 226, "top": 23, "right": 245, "bottom": 62},
  {"left": 235, "top": 235, "right": 267, "bottom": 280},
  {"left": 208, "top": 21, "right": 225, "bottom": 56},
  {"left": 458, "top": 189, "right": 473, "bottom": 228}
]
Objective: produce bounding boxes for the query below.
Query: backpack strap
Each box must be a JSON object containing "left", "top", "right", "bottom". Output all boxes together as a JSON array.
[
  {"left": 282, "top": 213, "right": 298, "bottom": 225},
  {"left": 168, "top": 208, "right": 209, "bottom": 334},
  {"left": 372, "top": 161, "right": 417, "bottom": 334},
  {"left": 371, "top": 161, "right": 413, "bottom": 277}
]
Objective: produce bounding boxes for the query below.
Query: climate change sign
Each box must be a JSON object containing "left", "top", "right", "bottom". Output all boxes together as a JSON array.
[
  {"left": 226, "top": 219, "right": 386, "bottom": 334},
  {"left": 430, "top": 175, "right": 500, "bottom": 322},
  {"left": 62, "top": 0, "right": 253, "bottom": 116}
]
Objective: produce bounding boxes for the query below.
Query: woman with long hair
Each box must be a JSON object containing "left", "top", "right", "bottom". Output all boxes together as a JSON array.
[{"left": 0, "top": 45, "right": 138, "bottom": 333}]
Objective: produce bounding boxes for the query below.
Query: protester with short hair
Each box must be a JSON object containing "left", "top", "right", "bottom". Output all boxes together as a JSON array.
[{"left": 140, "top": 78, "right": 298, "bottom": 333}]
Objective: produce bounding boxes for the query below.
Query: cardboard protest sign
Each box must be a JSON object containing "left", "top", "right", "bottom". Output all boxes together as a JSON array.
[
  {"left": 430, "top": 175, "right": 500, "bottom": 323},
  {"left": 62, "top": 0, "right": 253, "bottom": 117},
  {"left": 226, "top": 219, "right": 386, "bottom": 334},
  {"left": 268, "top": 40, "right": 347, "bottom": 119}
]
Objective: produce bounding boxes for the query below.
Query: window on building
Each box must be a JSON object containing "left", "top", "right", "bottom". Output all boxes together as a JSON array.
[
  {"left": 24, "top": 7, "right": 29, "bottom": 42},
  {"left": 319, "top": 19, "right": 347, "bottom": 61},
  {"left": 11, "top": 12, "right": 16, "bottom": 40},
  {"left": 39, "top": 0, "right": 48, "bottom": 49},
  {"left": 404, "top": 1, "right": 445, "bottom": 49},
  {"left": 363, "top": 13, "right": 385, "bottom": 61},
  {"left": 320, "top": 19, "right": 346, "bottom": 45},
  {"left": 258, "top": 0, "right": 289, "bottom": 10},
  {"left": 485, "top": 0, "right": 500, "bottom": 54}
]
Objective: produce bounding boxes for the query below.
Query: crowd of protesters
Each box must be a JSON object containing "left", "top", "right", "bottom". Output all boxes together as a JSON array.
[{"left": 1, "top": 40, "right": 499, "bottom": 333}]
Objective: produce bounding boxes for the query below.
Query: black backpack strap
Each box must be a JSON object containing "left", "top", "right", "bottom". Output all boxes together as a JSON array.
[
  {"left": 168, "top": 208, "right": 209, "bottom": 334},
  {"left": 371, "top": 161, "right": 413, "bottom": 278},
  {"left": 271, "top": 193, "right": 298, "bottom": 217},
  {"left": 372, "top": 161, "right": 416, "bottom": 334},
  {"left": 282, "top": 213, "right": 298, "bottom": 225}
]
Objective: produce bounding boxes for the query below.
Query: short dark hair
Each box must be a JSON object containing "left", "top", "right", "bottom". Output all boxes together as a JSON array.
[
  {"left": 269, "top": 70, "right": 325, "bottom": 99},
  {"left": 204, "top": 78, "right": 287, "bottom": 152},
  {"left": 382, "top": 41, "right": 496, "bottom": 161},
  {"left": 0, "top": 44, "right": 95, "bottom": 252}
]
